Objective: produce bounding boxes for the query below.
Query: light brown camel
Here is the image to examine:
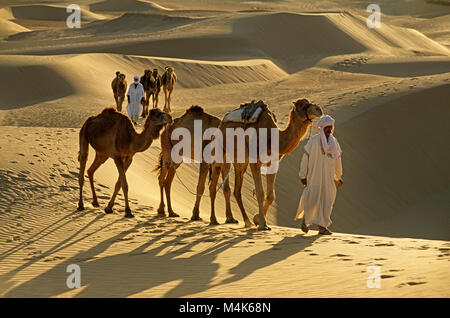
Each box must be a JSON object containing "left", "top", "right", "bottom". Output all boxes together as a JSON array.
[
  {"left": 208, "top": 99, "right": 323, "bottom": 230},
  {"left": 161, "top": 66, "right": 177, "bottom": 113},
  {"left": 154, "top": 105, "right": 236, "bottom": 222},
  {"left": 77, "top": 107, "right": 172, "bottom": 218},
  {"left": 111, "top": 71, "right": 127, "bottom": 112}
]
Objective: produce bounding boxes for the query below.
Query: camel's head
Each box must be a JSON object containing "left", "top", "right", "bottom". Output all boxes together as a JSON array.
[
  {"left": 293, "top": 99, "right": 323, "bottom": 122},
  {"left": 165, "top": 66, "right": 174, "bottom": 74},
  {"left": 146, "top": 108, "right": 172, "bottom": 127},
  {"left": 144, "top": 69, "right": 152, "bottom": 78},
  {"left": 152, "top": 68, "right": 159, "bottom": 76},
  {"left": 115, "top": 71, "right": 126, "bottom": 82}
]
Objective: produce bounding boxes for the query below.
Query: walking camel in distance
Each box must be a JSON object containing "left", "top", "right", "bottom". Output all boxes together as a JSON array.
[
  {"left": 140, "top": 69, "right": 162, "bottom": 117},
  {"left": 111, "top": 71, "right": 127, "bottom": 112},
  {"left": 208, "top": 99, "right": 323, "bottom": 230},
  {"left": 161, "top": 66, "right": 177, "bottom": 113},
  {"left": 77, "top": 107, "right": 172, "bottom": 218},
  {"left": 154, "top": 105, "right": 236, "bottom": 222},
  {"left": 150, "top": 68, "right": 162, "bottom": 109}
]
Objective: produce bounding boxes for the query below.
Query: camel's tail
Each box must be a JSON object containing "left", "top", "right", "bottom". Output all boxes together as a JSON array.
[
  {"left": 78, "top": 120, "right": 89, "bottom": 163},
  {"left": 153, "top": 152, "right": 163, "bottom": 176}
]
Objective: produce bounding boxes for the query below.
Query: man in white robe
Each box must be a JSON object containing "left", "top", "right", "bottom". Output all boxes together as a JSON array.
[
  {"left": 126, "top": 75, "right": 145, "bottom": 126},
  {"left": 295, "top": 115, "right": 343, "bottom": 235}
]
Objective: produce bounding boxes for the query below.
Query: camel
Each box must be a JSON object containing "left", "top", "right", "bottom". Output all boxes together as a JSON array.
[
  {"left": 150, "top": 68, "right": 162, "bottom": 108},
  {"left": 154, "top": 105, "right": 236, "bottom": 222},
  {"left": 208, "top": 99, "right": 323, "bottom": 230},
  {"left": 161, "top": 66, "right": 177, "bottom": 113},
  {"left": 111, "top": 71, "right": 127, "bottom": 112},
  {"left": 77, "top": 107, "right": 172, "bottom": 218},
  {"left": 141, "top": 69, "right": 162, "bottom": 116},
  {"left": 140, "top": 69, "right": 154, "bottom": 118}
]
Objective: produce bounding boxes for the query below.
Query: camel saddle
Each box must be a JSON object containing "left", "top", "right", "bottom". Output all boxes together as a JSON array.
[{"left": 223, "top": 100, "right": 267, "bottom": 123}]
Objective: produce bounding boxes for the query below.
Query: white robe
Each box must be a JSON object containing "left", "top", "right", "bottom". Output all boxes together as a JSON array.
[
  {"left": 295, "top": 134, "right": 343, "bottom": 228},
  {"left": 126, "top": 82, "right": 145, "bottom": 123}
]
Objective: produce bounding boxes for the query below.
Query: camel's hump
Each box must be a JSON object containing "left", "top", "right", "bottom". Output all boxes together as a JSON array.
[
  {"left": 186, "top": 105, "right": 204, "bottom": 114},
  {"left": 101, "top": 107, "right": 119, "bottom": 115}
]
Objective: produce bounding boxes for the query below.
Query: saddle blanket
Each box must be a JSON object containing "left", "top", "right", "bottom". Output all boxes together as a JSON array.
[{"left": 222, "top": 101, "right": 265, "bottom": 123}]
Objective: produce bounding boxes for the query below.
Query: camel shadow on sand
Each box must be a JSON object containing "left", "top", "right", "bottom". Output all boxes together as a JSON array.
[{"left": 3, "top": 216, "right": 318, "bottom": 297}]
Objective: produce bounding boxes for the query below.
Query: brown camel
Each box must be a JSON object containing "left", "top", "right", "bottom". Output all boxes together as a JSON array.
[
  {"left": 77, "top": 107, "right": 172, "bottom": 218},
  {"left": 140, "top": 69, "right": 154, "bottom": 118},
  {"left": 141, "top": 69, "right": 162, "bottom": 117},
  {"left": 150, "top": 68, "right": 162, "bottom": 108},
  {"left": 161, "top": 66, "right": 177, "bottom": 113},
  {"left": 111, "top": 71, "right": 127, "bottom": 112},
  {"left": 208, "top": 99, "right": 323, "bottom": 230},
  {"left": 154, "top": 105, "right": 236, "bottom": 222}
]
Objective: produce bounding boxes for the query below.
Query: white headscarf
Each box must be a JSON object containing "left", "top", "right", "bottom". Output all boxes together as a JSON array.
[{"left": 317, "top": 115, "right": 341, "bottom": 159}]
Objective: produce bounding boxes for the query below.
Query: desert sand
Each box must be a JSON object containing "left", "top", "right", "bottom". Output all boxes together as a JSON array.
[{"left": 0, "top": 0, "right": 449, "bottom": 298}]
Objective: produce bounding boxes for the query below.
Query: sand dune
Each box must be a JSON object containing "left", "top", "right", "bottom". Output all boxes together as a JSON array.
[
  {"left": 8, "top": 4, "right": 104, "bottom": 22},
  {"left": 90, "top": 0, "right": 172, "bottom": 12},
  {"left": 0, "top": 53, "right": 286, "bottom": 113},
  {"left": 6, "top": 12, "right": 199, "bottom": 43},
  {"left": 319, "top": 56, "right": 450, "bottom": 77},
  {"left": 407, "top": 14, "right": 450, "bottom": 48},
  {"left": 0, "top": 16, "right": 29, "bottom": 39},
  {"left": 5, "top": 11, "right": 448, "bottom": 74}
]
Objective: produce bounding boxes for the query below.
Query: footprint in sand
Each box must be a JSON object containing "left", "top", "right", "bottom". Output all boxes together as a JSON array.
[
  {"left": 330, "top": 254, "right": 349, "bottom": 258},
  {"left": 381, "top": 275, "right": 395, "bottom": 279},
  {"left": 397, "top": 282, "right": 427, "bottom": 288},
  {"left": 374, "top": 243, "right": 395, "bottom": 247}
]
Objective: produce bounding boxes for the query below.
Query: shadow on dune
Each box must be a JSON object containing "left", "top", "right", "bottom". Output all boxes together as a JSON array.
[
  {"left": 3, "top": 216, "right": 317, "bottom": 297},
  {"left": 0, "top": 65, "right": 76, "bottom": 110},
  {"left": 215, "top": 235, "right": 318, "bottom": 288},
  {"left": 0, "top": 209, "right": 103, "bottom": 262}
]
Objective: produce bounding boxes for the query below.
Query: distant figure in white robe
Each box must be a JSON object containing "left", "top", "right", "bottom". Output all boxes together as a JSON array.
[
  {"left": 127, "top": 75, "right": 145, "bottom": 126},
  {"left": 294, "top": 115, "right": 343, "bottom": 235}
]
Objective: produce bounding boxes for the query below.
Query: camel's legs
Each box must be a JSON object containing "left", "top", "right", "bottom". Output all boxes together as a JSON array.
[
  {"left": 233, "top": 163, "right": 252, "bottom": 227},
  {"left": 191, "top": 162, "right": 209, "bottom": 221},
  {"left": 249, "top": 163, "right": 270, "bottom": 230},
  {"left": 163, "top": 87, "right": 168, "bottom": 112},
  {"left": 208, "top": 163, "right": 222, "bottom": 225},
  {"left": 118, "top": 95, "right": 124, "bottom": 112},
  {"left": 114, "top": 95, "right": 119, "bottom": 111},
  {"left": 263, "top": 173, "right": 276, "bottom": 216},
  {"left": 87, "top": 152, "right": 108, "bottom": 207},
  {"left": 154, "top": 90, "right": 159, "bottom": 108},
  {"left": 163, "top": 164, "right": 180, "bottom": 217},
  {"left": 77, "top": 151, "right": 88, "bottom": 211},
  {"left": 167, "top": 87, "right": 173, "bottom": 113},
  {"left": 142, "top": 91, "right": 150, "bottom": 118},
  {"left": 222, "top": 163, "right": 237, "bottom": 224},
  {"left": 157, "top": 160, "right": 169, "bottom": 216},
  {"left": 105, "top": 157, "right": 133, "bottom": 217}
]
